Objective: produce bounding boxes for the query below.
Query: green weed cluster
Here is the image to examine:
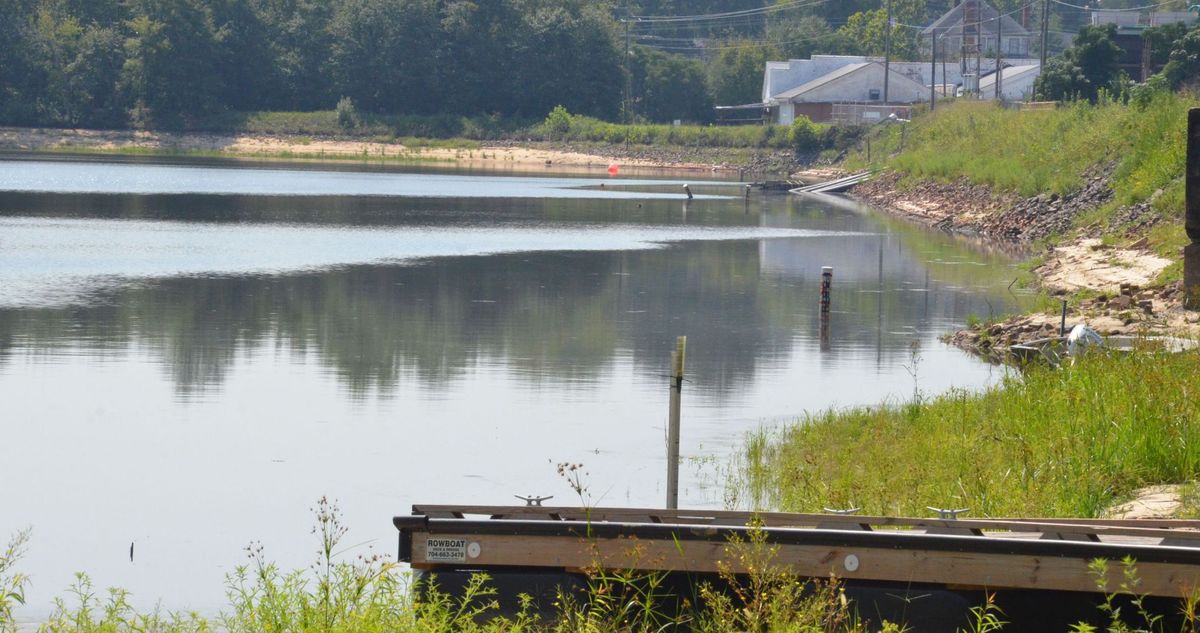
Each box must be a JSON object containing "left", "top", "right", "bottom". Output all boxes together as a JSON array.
[{"left": 737, "top": 349, "right": 1200, "bottom": 518}]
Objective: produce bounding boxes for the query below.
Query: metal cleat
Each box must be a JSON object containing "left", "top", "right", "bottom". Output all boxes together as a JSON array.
[
  {"left": 515, "top": 494, "right": 553, "bottom": 507},
  {"left": 927, "top": 507, "right": 969, "bottom": 520},
  {"left": 818, "top": 507, "right": 868, "bottom": 530},
  {"left": 926, "top": 507, "right": 981, "bottom": 536}
]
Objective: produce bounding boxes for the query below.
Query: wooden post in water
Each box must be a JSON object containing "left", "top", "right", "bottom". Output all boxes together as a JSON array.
[
  {"left": 820, "top": 266, "right": 833, "bottom": 313},
  {"left": 1185, "top": 108, "right": 1200, "bottom": 308},
  {"left": 820, "top": 267, "right": 833, "bottom": 352},
  {"left": 666, "top": 335, "right": 687, "bottom": 510}
]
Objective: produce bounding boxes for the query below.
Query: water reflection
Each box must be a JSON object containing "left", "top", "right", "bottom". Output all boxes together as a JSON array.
[
  {"left": 0, "top": 231, "right": 1021, "bottom": 399},
  {"left": 0, "top": 162, "right": 1030, "bottom": 616}
]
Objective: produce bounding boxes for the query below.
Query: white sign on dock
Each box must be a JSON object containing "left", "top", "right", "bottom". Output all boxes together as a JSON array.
[{"left": 425, "top": 537, "right": 468, "bottom": 562}]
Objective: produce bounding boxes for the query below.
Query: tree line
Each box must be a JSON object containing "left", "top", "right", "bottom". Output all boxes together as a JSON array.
[
  {"left": 3, "top": 0, "right": 1189, "bottom": 131},
  {"left": 0, "top": 0, "right": 625, "bottom": 129}
]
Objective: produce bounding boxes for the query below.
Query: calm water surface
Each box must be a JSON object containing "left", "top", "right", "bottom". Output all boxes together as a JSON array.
[{"left": 0, "top": 157, "right": 1027, "bottom": 617}]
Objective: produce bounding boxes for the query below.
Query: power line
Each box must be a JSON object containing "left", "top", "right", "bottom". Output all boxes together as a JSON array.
[
  {"left": 628, "top": 0, "right": 832, "bottom": 23},
  {"left": 892, "top": 0, "right": 1041, "bottom": 30},
  {"left": 1049, "top": 0, "right": 1182, "bottom": 11}
]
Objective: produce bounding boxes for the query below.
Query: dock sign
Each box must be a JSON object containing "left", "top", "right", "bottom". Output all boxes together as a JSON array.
[{"left": 425, "top": 538, "right": 468, "bottom": 562}]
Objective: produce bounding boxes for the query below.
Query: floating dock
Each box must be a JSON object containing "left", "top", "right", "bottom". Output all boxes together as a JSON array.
[{"left": 395, "top": 505, "right": 1200, "bottom": 630}]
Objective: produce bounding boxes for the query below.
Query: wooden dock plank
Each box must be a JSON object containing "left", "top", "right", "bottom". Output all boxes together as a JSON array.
[
  {"left": 408, "top": 531, "right": 1200, "bottom": 597},
  {"left": 409, "top": 505, "right": 1200, "bottom": 544}
]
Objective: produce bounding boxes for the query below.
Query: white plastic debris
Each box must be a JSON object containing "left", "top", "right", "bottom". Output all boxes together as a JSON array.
[{"left": 1066, "top": 324, "right": 1104, "bottom": 359}]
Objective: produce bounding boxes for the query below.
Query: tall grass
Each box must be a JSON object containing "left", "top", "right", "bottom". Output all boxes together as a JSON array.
[
  {"left": 856, "top": 92, "right": 1195, "bottom": 205},
  {"left": 736, "top": 349, "right": 1200, "bottom": 518}
]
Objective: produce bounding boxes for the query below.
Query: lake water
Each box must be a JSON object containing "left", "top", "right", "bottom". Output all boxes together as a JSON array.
[{"left": 0, "top": 157, "right": 1027, "bottom": 618}]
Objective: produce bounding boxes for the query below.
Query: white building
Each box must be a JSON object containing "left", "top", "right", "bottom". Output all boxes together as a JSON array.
[
  {"left": 768, "top": 62, "right": 930, "bottom": 124},
  {"left": 978, "top": 64, "right": 1042, "bottom": 102}
]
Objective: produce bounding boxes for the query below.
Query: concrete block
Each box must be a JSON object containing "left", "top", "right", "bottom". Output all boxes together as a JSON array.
[{"left": 1184, "top": 243, "right": 1200, "bottom": 309}]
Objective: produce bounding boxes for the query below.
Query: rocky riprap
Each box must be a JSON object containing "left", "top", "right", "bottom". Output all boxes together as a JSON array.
[
  {"left": 852, "top": 166, "right": 1138, "bottom": 244},
  {"left": 944, "top": 282, "right": 1194, "bottom": 365},
  {"left": 976, "top": 167, "right": 1114, "bottom": 242},
  {"left": 852, "top": 164, "right": 1191, "bottom": 364}
]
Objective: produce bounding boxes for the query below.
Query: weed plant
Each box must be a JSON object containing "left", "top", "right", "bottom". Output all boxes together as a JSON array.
[
  {"left": 735, "top": 350, "right": 1200, "bottom": 518},
  {"left": 1, "top": 530, "right": 30, "bottom": 633},
  {"left": 6, "top": 498, "right": 1200, "bottom": 632}
]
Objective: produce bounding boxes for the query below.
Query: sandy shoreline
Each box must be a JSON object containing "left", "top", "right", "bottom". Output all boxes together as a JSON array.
[{"left": 0, "top": 126, "right": 747, "bottom": 173}]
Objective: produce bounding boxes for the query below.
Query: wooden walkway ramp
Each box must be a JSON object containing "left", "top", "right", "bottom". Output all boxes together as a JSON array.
[
  {"left": 395, "top": 505, "right": 1200, "bottom": 598},
  {"left": 791, "top": 170, "right": 875, "bottom": 194}
]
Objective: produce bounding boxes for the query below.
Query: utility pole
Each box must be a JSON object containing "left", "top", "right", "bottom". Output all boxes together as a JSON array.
[
  {"left": 931, "top": 29, "right": 938, "bottom": 111},
  {"left": 942, "top": 36, "right": 947, "bottom": 97},
  {"left": 975, "top": 2, "right": 982, "bottom": 94},
  {"left": 884, "top": 0, "right": 892, "bottom": 104},
  {"left": 624, "top": 6, "right": 632, "bottom": 125},
  {"left": 1040, "top": 0, "right": 1050, "bottom": 71},
  {"left": 995, "top": 5, "right": 1003, "bottom": 101}
]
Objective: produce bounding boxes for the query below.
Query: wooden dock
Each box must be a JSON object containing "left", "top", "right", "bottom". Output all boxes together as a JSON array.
[{"left": 395, "top": 505, "right": 1200, "bottom": 629}]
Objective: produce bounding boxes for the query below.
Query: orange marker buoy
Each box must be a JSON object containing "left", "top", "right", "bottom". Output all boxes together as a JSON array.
[{"left": 607, "top": 163, "right": 619, "bottom": 175}]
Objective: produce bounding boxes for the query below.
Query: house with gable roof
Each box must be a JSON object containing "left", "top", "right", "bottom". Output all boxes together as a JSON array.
[{"left": 923, "top": 0, "right": 1033, "bottom": 60}]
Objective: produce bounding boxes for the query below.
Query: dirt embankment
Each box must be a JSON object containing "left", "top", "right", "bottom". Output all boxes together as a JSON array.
[
  {"left": 0, "top": 126, "right": 801, "bottom": 174},
  {"left": 852, "top": 167, "right": 1195, "bottom": 360}
]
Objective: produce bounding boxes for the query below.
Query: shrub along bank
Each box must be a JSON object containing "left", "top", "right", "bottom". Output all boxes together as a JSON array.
[
  {"left": 746, "top": 94, "right": 1200, "bottom": 524},
  {"left": 735, "top": 350, "right": 1200, "bottom": 520}
]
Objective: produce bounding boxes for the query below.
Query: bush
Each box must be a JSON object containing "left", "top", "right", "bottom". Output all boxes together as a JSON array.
[
  {"left": 335, "top": 97, "right": 358, "bottom": 130},
  {"left": 544, "top": 105, "right": 572, "bottom": 140},
  {"left": 789, "top": 116, "right": 821, "bottom": 152}
]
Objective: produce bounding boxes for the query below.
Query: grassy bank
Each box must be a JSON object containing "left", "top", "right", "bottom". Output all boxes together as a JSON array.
[
  {"left": 734, "top": 350, "right": 1200, "bottom": 519},
  {"left": 848, "top": 92, "right": 1194, "bottom": 258}
]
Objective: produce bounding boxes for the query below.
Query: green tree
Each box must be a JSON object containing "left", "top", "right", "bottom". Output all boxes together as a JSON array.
[
  {"left": 251, "top": 0, "right": 335, "bottom": 110},
  {"left": 209, "top": 0, "right": 282, "bottom": 112},
  {"left": 327, "top": 0, "right": 440, "bottom": 114},
  {"left": 1033, "top": 57, "right": 1090, "bottom": 101},
  {"left": 766, "top": 15, "right": 852, "bottom": 60},
  {"left": 121, "top": 0, "right": 226, "bottom": 126},
  {"left": 631, "top": 47, "right": 712, "bottom": 122},
  {"left": 63, "top": 25, "right": 127, "bottom": 127},
  {"left": 708, "top": 43, "right": 779, "bottom": 106},
  {"left": 1033, "top": 24, "right": 1122, "bottom": 102},
  {"left": 509, "top": 1, "right": 623, "bottom": 120},
  {"left": 1143, "top": 21, "right": 1189, "bottom": 68},
  {"left": 1163, "top": 28, "right": 1200, "bottom": 89},
  {"left": 1070, "top": 23, "right": 1123, "bottom": 99},
  {"left": 837, "top": 0, "right": 927, "bottom": 60},
  {"left": 0, "top": 0, "right": 41, "bottom": 124}
]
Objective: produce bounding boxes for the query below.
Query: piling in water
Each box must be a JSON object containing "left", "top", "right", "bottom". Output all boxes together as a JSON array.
[{"left": 820, "top": 266, "right": 833, "bottom": 313}]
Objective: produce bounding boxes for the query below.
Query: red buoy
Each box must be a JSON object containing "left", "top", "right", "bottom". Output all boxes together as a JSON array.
[{"left": 607, "top": 163, "right": 619, "bottom": 176}]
